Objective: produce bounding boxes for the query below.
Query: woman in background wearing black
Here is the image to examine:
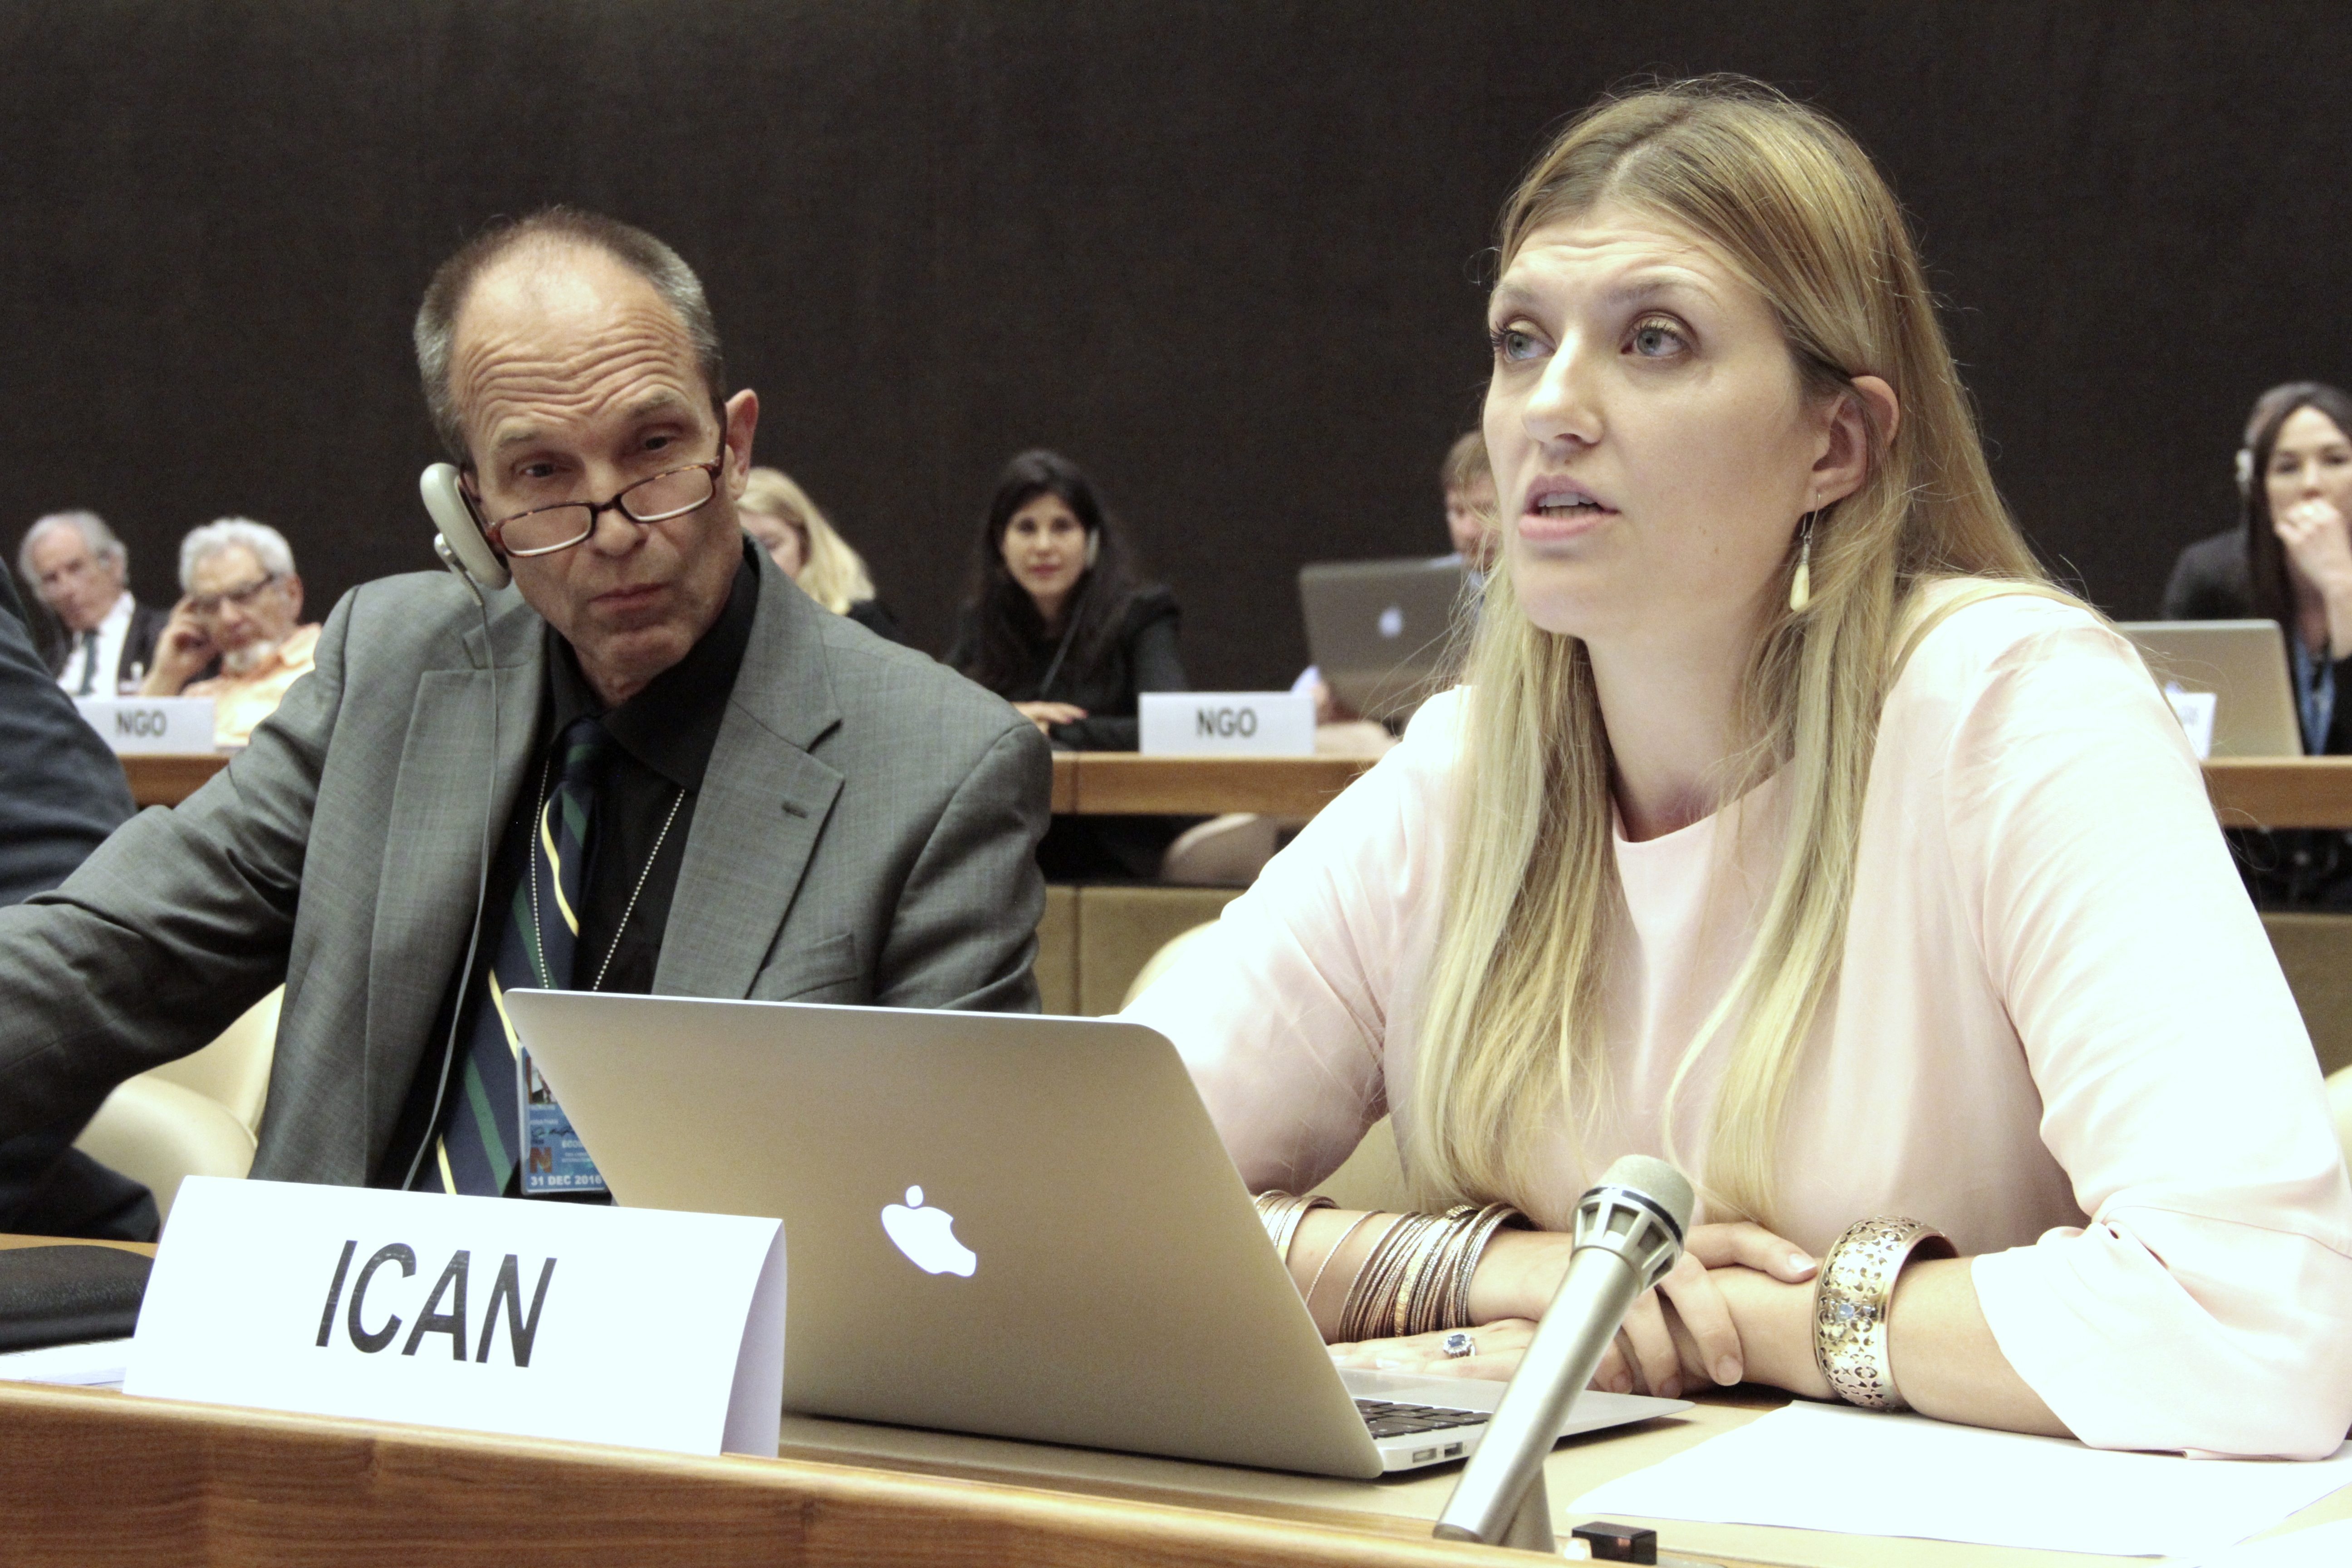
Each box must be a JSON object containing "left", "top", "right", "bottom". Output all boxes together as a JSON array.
[
  {"left": 948, "top": 449, "right": 1189, "bottom": 877},
  {"left": 2165, "top": 381, "right": 2352, "bottom": 902}
]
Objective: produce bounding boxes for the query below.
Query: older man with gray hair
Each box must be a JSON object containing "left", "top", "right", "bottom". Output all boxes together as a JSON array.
[
  {"left": 0, "top": 207, "right": 1046, "bottom": 1210},
  {"left": 15, "top": 510, "right": 171, "bottom": 696},
  {"left": 140, "top": 517, "right": 321, "bottom": 747}
]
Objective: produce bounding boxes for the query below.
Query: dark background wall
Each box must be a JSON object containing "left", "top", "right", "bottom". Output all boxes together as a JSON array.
[{"left": 3, "top": 1, "right": 2343, "bottom": 686}]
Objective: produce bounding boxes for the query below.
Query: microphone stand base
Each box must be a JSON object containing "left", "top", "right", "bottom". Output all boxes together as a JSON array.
[
  {"left": 1500, "top": 1473, "right": 1558, "bottom": 1553},
  {"left": 1434, "top": 1472, "right": 1557, "bottom": 1554}
]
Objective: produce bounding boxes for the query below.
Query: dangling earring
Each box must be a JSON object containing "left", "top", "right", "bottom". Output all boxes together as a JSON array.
[{"left": 1789, "top": 513, "right": 1815, "bottom": 613}]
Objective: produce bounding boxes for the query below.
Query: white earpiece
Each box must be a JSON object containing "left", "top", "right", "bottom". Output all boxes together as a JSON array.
[
  {"left": 1084, "top": 529, "right": 1100, "bottom": 569},
  {"left": 421, "top": 463, "right": 510, "bottom": 591}
]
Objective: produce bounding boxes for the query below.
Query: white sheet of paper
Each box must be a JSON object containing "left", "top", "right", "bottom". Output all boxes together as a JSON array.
[
  {"left": 2164, "top": 683, "right": 2219, "bottom": 760},
  {"left": 0, "top": 1335, "right": 133, "bottom": 1388},
  {"left": 1568, "top": 1402, "right": 2352, "bottom": 1559},
  {"left": 2177, "top": 1518, "right": 2352, "bottom": 1566},
  {"left": 127, "top": 1177, "right": 785, "bottom": 1457}
]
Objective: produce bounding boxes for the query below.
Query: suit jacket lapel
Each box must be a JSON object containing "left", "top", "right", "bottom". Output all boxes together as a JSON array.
[
  {"left": 655, "top": 554, "right": 843, "bottom": 999},
  {"left": 362, "top": 598, "right": 544, "bottom": 1156}
]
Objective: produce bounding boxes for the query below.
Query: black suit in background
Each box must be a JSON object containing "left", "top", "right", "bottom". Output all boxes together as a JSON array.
[
  {"left": 947, "top": 583, "right": 1192, "bottom": 879},
  {"left": 0, "top": 573, "right": 135, "bottom": 901},
  {"left": 37, "top": 596, "right": 172, "bottom": 694},
  {"left": 0, "top": 570, "right": 154, "bottom": 1240},
  {"left": 2162, "top": 526, "right": 2352, "bottom": 903}
]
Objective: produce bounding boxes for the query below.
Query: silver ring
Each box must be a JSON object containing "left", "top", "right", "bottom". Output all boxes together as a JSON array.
[{"left": 1440, "top": 1331, "right": 1476, "bottom": 1359}]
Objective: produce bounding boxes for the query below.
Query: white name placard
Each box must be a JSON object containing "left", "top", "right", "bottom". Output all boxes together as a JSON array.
[
  {"left": 72, "top": 696, "right": 216, "bottom": 755},
  {"left": 1139, "top": 691, "right": 1315, "bottom": 756},
  {"left": 127, "top": 1177, "right": 786, "bottom": 1457}
]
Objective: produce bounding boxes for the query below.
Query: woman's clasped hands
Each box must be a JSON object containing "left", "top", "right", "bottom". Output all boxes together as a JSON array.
[{"left": 1326, "top": 1221, "right": 1819, "bottom": 1401}]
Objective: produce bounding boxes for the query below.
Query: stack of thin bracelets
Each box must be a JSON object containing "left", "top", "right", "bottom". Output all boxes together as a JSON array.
[
  {"left": 1260, "top": 1196, "right": 1952, "bottom": 1409},
  {"left": 1810, "top": 1215, "right": 1956, "bottom": 1411},
  {"left": 1252, "top": 1191, "right": 1524, "bottom": 1341}
]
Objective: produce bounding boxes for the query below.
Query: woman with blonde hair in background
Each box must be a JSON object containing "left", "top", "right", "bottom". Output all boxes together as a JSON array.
[
  {"left": 1126, "top": 77, "right": 2352, "bottom": 1455},
  {"left": 739, "top": 466, "right": 903, "bottom": 642}
]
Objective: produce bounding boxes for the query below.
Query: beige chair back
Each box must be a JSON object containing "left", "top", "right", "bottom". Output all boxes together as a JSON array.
[
  {"left": 72, "top": 1077, "right": 255, "bottom": 1223},
  {"left": 1159, "top": 813, "right": 1282, "bottom": 888},
  {"left": 70, "top": 986, "right": 280, "bottom": 1225},
  {"left": 145, "top": 986, "right": 279, "bottom": 1135}
]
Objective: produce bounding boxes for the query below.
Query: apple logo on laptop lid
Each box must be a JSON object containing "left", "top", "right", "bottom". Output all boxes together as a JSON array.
[{"left": 881, "top": 1186, "right": 978, "bottom": 1278}]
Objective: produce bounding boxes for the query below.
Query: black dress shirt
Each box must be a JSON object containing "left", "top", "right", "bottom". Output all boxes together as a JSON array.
[{"left": 376, "top": 543, "right": 758, "bottom": 1184}]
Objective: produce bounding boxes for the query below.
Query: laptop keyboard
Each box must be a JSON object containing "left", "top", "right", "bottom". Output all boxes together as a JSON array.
[{"left": 1355, "top": 1398, "right": 1492, "bottom": 1440}]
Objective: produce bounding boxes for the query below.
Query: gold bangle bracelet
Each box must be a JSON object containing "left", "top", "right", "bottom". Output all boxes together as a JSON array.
[
  {"left": 1342, "top": 1210, "right": 1439, "bottom": 1343},
  {"left": 1811, "top": 1215, "right": 1957, "bottom": 1411},
  {"left": 1263, "top": 1192, "right": 1333, "bottom": 1264},
  {"left": 1302, "top": 1210, "right": 1382, "bottom": 1324},
  {"left": 1336, "top": 1214, "right": 1414, "bottom": 1343},
  {"left": 1440, "top": 1202, "right": 1524, "bottom": 1332},
  {"left": 1392, "top": 1205, "right": 1473, "bottom": 1338}
]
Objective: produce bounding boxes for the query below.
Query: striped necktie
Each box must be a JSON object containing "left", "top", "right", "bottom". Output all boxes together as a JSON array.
[
  {"left": 73, "top": 629, "right": 101, "bottom": 696},
  {"left": 425, "top": 715, "right": 611, "bottom": 1196}
]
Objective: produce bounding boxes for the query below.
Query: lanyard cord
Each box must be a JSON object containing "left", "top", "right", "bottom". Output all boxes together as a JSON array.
[
  {"left": 523, "top": 747, "right": 686, "bottom": 994},
  {"left": 1035, "top": 576, "right": 1091, "bottom": 699}
]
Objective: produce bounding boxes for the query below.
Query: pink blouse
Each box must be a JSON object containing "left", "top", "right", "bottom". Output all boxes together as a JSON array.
[{"left": 1125, "top": 594, "right": 2352, "bottom": 1457}]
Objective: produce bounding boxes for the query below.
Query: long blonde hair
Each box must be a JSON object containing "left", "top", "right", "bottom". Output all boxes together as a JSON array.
[
  {"left": 740, "top": 466, "right": 878, "bottom": 615},
  {"left": 1406, "top": 78, "right": 2047, "bottom": 1226}
]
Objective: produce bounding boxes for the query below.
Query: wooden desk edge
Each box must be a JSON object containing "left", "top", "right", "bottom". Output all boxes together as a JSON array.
[
  {"left": 118, "top": 752, "right": 230, "bottom": 808},
  {"left": 2203, "top": 757, "right": 2352, "bottom": 829},
  {"left": 1066, "top": 754, "right": 1375, "bottom": 816},
  {"left": 0, "top": 1381, "right": 1533, "bottom": 1568}
]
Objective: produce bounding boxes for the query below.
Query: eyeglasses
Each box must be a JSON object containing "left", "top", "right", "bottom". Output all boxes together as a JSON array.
[
  {"left": 188, "top": 573, "right": 282, "bottom": 618},
  {"left": 485, "top": 456, "right": 725, "bottom": 558}
]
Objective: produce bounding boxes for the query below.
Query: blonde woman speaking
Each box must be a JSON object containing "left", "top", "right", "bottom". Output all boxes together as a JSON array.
[{"left": 1126, "top": 78, "right": 2352, "bottom": 1457}]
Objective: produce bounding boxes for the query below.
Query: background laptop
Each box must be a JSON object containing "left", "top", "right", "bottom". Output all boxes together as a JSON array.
[
  {"left": 2115, "top": 620, "right": 2302, "bottom": 757},
  {"left": 504, "top": 992, "right": 1685, "bottom": 1479},
  {"left": 1299, "top": 556, "right": 1471, "bottom": 724}
]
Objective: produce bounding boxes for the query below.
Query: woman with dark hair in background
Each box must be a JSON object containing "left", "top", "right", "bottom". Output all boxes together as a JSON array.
[
  {"left": 948, "top": 449, "right": 1189, "bottom": 877},
  {"left": 2165, "top": 381, "right": 2352, "bottom": 902},
  {"left": 949, "top": 449, "right": 1185, "bottom": 747}
]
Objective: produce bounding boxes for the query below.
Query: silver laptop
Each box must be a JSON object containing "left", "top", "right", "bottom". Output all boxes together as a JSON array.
[
  {"left": 1299, "top": 557, "right": 1472, "bottom": 724},
  {"left": 2115, "top": 620, "right": 2302, "bottom": 757},
  {"left": 502, "top": 992, "right": 1686, "bottom": 1478}
]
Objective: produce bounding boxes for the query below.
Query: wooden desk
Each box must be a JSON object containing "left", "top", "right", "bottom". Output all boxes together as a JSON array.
[
  {"left": 1050, "top": 754, "right": 1374, "bottom": 817},
  {"left": 118, "top": 753, "right": 228, "bottom": 808},
  {"left": 118, "top": 754, "right": 1375, "bottom": 818},
  {"left": 4, "top": 1372, "right": 2347, "bottom": 1567},
  {"left": 115, "top": 751, "right": 2352, "bottom": 834},
  {"left": 2204, "top": 757, "right": 2352, "bottom": 828},
  {"left": 1051, "top": 755, "right": 2352, "bottom": 827}
]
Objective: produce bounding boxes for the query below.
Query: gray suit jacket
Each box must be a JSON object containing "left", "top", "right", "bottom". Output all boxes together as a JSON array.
[{"left": 0, "top": 551, "right": 1050, "bottom": 1186}]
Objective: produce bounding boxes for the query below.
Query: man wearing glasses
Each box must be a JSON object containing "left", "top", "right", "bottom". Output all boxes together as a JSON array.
[
  {"left": 0, "top": 209, "right": 1049, "bottom": 1207},
  {"left": 138, "top": 517, "right": 320, "bottom": 747}
]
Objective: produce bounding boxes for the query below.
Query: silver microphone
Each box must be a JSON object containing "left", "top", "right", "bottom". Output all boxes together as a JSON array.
[{"left": 1435, "top": 1154, "right": 1695, "bottom": 1551}]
